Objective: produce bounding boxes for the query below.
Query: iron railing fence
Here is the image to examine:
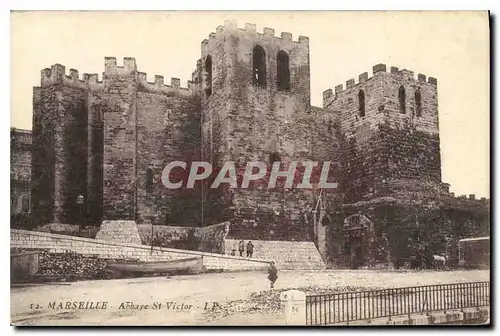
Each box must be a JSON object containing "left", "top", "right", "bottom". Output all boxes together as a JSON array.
[{"left": 305, "top": 281, "right": 490, "bottom": 325}]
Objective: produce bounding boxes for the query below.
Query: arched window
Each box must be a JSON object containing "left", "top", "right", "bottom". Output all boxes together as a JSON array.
[
  {"left": 277, "top": 50, "right": 290, "bottom": 91},
  {"left": 146, "top": 168, "right": 154, "bottom": 194},
  {"left": 398, "top": 86, "right": 406, "bottom": 114},
  {"left": 204, "top": 55, "right": 212, "bottom": 97},
  {"left": 415, "top": 89, "right": 422, "bottom": 117},
  {"left": 358, "top": 90, "right": 365, "bottom": 117},
  {"left": 252, "top": 45, "right": 267, "bottom": 88},
  {"left": 19, "top": 194, "right": 30, "bottom": 213}
]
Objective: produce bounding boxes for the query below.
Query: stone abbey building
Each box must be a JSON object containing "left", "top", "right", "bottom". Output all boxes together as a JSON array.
[{"left": 21, "top": 21, "right": 489, "bottom": 267}]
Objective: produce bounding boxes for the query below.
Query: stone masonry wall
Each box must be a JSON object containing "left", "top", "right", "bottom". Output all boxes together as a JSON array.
[
  {"left": 11, "top": 229, "right": 270, "bottom": 272},
  {"left": 10, "top": 128, "right": 32, "bottom": 226},
  {"left": 136, "top": 86, "right": 201, "bottom": 226},
  {"left": 31, "top": 85, "right": 56, "bottom": 226},
  {"left": 86, "top": 89, "right": 105, "bottom": 224},
  {"left": 59, "top": 85, "right": 88, "bottom": 224},
  {"left": 10, "top": 129, "right": 32, "bottom": 183}
]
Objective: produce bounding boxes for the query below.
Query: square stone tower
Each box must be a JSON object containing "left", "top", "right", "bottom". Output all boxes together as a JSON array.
[
  {"left": 324, "top": 64, "right": 441, "bottom": 203},
  {"left": 199, "top": 20, "right": 336, "bottom": 241}
]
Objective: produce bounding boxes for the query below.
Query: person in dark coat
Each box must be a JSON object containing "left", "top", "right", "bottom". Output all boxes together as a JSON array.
[
  {"left": 246, "top": 241, "right": 254, "bottom": 258},
  {"left": 268, "top": 261, "right": 278, "bottom": 289},
  {"left": 238, "top": 240, "right": 245, "bottom": 257}
]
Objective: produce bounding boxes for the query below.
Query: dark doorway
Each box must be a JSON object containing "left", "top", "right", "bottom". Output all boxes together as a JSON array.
[{"left": 345, "top": 230, "right": 365, "bottom": 269}]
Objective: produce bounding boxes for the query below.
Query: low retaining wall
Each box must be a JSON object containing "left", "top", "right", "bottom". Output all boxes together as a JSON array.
[{"left": 10, "top": 229, "right": 270, "bottom": 273}]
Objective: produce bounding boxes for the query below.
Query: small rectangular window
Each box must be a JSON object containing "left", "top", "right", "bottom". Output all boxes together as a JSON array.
[
  {"left": 146, "top": 168, "right": 154, "bottom": 194},
  {"left": 358, "top": 90, "right": 366, "bottom": 117},
  {"left": 21, "top": 195, "right": 30, "bottom": 213}
]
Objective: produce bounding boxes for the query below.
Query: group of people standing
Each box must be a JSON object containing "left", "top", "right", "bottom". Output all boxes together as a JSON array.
[{"left": 231, "top": 240, "right": 255, "bottom": 258}]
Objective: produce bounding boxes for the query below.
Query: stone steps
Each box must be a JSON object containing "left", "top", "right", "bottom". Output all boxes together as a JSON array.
[{"left": 225, "top": 239, "right": 326, "bottom": 270}]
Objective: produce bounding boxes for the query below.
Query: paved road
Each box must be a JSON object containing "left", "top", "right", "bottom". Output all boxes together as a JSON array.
[{"left": 11, "top": 269, "right": 489, "bottom": 326}]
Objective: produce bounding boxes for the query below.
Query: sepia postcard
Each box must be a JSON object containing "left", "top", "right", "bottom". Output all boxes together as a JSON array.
[{"left": 9, "top": 10, "right": 490, "bottom": 326}]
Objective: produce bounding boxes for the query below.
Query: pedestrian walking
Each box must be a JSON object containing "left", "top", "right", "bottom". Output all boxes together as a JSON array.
[
  {"left": 238, "top": 240, "right": 245, "bottom": 257},
  {"left": 246, "top": 241, "right": 254, "bottom": 258},
  {"left": 268, "top": 261, "right": 278, "bottom": 289}
]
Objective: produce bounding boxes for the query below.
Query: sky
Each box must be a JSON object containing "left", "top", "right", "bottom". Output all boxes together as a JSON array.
[{"left": 10, "top": 11, "right": 490, "bottom": 198}]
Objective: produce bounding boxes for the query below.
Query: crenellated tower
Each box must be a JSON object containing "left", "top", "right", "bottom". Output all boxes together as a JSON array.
[
  {"left": 200, "top": 20, "right": 311, "bottom": 166},
  {"left": 32, "top": 64, "right": 91, "bottom": 226},
  {"left": 199, "top": 20, "right": 337, "bottom": 241},
  {"left": 323, "top": 64, "right": 441, "bottom": 203},
  {"left": 100, "top": 57, "right": 139, "bottom": 221}
]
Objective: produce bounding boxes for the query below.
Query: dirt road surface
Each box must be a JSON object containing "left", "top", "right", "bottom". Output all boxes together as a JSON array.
[{"left": 11, "top": 269, "right": 489, "bottom": 326}]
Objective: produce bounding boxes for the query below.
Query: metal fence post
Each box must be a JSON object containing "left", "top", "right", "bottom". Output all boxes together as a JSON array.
[{"left": 280, "top": 290, "right": 306, "bottom": 326}]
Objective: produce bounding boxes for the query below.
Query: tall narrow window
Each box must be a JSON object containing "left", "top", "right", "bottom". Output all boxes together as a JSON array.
[
  {"left": 277, "top": 50, "right": 290, "bottom": 91},
  {"left": 146, "top": 168, "right": 154, "bottom": 194},
  {"left": 252, "top": 45, "right": 267, "bottom": 88},
  {"left": 398, "top": 86, "right": 406, "bottom": 114},
  {"left": 20, "top": 194, "right": 30, "bottom": 213},
  {"left": 205, "top": 55, "right": 212, "bottom": 97},
  {"left": 415, "top": 89, "right": 422, "bottom": 117},
  {"left": 358, "top": 90, "right": 365, "bottom": 117}
]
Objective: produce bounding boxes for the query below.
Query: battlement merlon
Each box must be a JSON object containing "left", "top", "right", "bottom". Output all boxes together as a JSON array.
[
  {"left": 40, "top": 64, "right": 103, "bottom": 90},
  {"left": 200, "top": 20, "right": 309, "bottom": 52},
  {"left": 323, "top": 63, "right": 438, "bottom": 107},
  {"left": 136, "top": 72, "right": 197, "bottom": 98},
  {"left": 104, "top": 57, "right": 137, "bottom": 75},
  {"left": 322, "top": 89, "right": 333, "bottom": 106},
  {"left": 82, "top": 73, "right": 103, "bottom": 86},
  {"left": 193, "top": 59, "right": 203, "bottom": 82}
]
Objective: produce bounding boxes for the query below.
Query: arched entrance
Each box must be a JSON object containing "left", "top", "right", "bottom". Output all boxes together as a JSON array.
[{"left": 343, "top": 214, "right": 375, "bottom": 269}]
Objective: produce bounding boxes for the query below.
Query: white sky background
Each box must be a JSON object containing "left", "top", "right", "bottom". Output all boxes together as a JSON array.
[{"left": 10, "top": 11, "right": 490, "bottom": 198}]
